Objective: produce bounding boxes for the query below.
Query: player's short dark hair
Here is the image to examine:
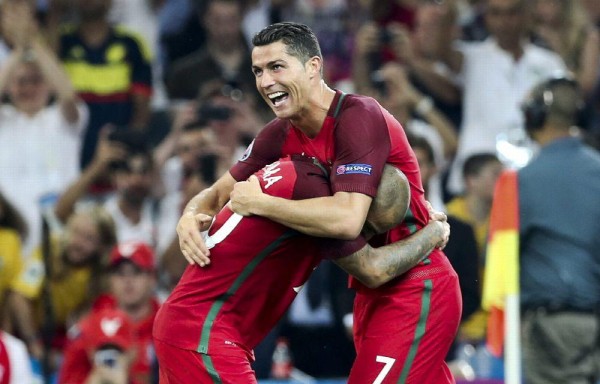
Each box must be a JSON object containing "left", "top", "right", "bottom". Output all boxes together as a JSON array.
[
  {"left": 252, "top": 22, "right": 323, "bottom": 64},
  {"left": 462, "top": 152, "right": 499, "bottom": 179}
]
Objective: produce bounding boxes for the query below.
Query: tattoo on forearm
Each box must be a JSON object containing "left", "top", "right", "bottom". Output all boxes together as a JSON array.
[
  {"left": 374, "top": 227, "right": 438, "bottom": 281},
  {"left": 334, "top": 225, "right": 440, "bottom": 287}
]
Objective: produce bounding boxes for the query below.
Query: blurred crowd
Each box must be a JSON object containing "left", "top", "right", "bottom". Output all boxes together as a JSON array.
[{"left": 0, "top": 0, "right": 599, "bottom": 382}]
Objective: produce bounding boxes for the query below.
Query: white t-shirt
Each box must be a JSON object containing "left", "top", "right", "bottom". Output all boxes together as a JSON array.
[
  {"left": 0, "top": 332, "right": 33, "bottom": 384},
  {"left": 407, "top": 118, "right": 447, "bottom": 211},
  {"left": 447, "top": 38, "right": 565, "bottom": 194},
  {"left": 103, "top": 195, "right": 157, "bottom": 249},
  {"left": 0, "top": 103, "right": 88, "bottom": 255}
]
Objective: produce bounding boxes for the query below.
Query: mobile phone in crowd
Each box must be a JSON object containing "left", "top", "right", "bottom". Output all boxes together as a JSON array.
[{"left": 94, "top": 348, "right": 122, "bottom": 369}]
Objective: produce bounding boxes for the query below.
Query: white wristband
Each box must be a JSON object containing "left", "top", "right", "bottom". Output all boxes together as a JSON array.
[{"left": 415, "top": 96, "right": 434, "bottom": 116}]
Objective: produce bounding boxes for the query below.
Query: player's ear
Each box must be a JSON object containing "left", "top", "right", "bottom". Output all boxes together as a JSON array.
[{"left": 307, "top": 56, "right": 322, "bottom": 79}]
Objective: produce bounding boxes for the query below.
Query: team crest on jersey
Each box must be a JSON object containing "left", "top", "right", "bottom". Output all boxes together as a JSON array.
[
  {"left": 239, "top": 140, "right": 255, "bottom": 162},
  {"left": 336, "top": 164, "right": 373, "bottom": 175}
]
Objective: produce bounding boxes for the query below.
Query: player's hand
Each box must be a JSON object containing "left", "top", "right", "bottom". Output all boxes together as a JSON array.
[
  {"left": 425, "top": 201, "right": 447, "bottom": 222},
  {"left": 176, "top": 212, "right": 213, "bottom": 266},
  {"left": 425, "top": 201, "right": 450, "bottom": 249},
  {"left": 230, "top": 175, "right": 263, "bottom": 216},
  {"left": 432, "top": 219, "right": 450, "bottom": 250}
]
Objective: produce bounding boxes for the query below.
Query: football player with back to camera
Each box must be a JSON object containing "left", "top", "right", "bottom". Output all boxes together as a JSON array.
[
  {"left": 154, "top": 157, "right": 450, "bottom": 383},
  {"left": 519, "top": 74, "right": 600, "bottom": 384},
  {"left": 176, "top": 22, "right": 461, "bottom": 383}
]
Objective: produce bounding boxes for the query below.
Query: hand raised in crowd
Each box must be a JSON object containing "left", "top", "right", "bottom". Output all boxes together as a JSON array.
[
  {"left": 1, "top": 0, "right": 38, "bottom": 48},
  {"left": 171, "top": 101, "right": 198, "bottom": 132},
  {"left": 386, "top": 22, "right": 416, "bottom": 66},
  {"left": 227, "top": 98, "right": 264, "bottom": 137},
  {"left": 354, "top": 22, "right": 384, "bottom": 58},
  {"left": 376, "top": 62, "right": 423, "bottom": 108},
  {"left": 89, "top": 125, "right": 129, "bottom": 172}
]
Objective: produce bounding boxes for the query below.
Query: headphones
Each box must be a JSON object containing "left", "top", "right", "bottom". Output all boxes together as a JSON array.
[{"left": 521, "top": 74, "right": 585, "bottom": 133}]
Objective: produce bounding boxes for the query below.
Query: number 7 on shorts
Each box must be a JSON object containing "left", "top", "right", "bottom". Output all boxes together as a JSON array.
[{"left": 373, "top": 355, "right": 396, "bottom": 384}]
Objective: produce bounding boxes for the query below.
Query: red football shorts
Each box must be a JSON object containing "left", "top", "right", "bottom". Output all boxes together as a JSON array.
[
  {"left": 155, "top": 339, "right": 257, "bottom": 384},
  {"left": 349, "top": 273, "right": 462, "bottom": 384}
]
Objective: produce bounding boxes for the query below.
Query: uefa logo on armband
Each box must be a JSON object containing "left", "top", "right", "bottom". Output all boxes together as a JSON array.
[{"left": 336, "top": 163, "right": 373, "bottom": 175}]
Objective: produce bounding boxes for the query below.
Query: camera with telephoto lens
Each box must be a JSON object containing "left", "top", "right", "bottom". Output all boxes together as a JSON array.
[
  {"left": 370, "top": 70, "right": 388, "bottom": 97},
  {"left": 380, "top": 27, "right": 392, "bottom": 45},
  {"left": 94, "top": 348, "right": 121, "bottom": 368},
  {"left": 198, "top": 103, "right": 233, "bottom": 121}
]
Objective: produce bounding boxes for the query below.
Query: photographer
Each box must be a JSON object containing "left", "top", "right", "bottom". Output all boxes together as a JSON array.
[
  {"left": 352, "top": 2, "right": 462, "bottom": 125},
  {"left": 370, "top": 62, "right": 458, "bottom": 210},
  {"left": 59, "top": 308, "right": 134, "bottom": 384},
  {"left": 54, "top": 128, "right": 159, "bottom": 248},
  {"left": 58, "top": 242, "right": 160, "bottom": 384},
  {"left": 196, "top": 80, "right": 266, "bottom": 165}
]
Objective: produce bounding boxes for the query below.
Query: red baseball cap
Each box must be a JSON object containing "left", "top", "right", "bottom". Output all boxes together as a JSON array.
[
  {"left": 108, "top": 242, "right": 155, "bottom": 272},
  {"left": 81, "top": 308, "right": 133, "bottom": 352}
]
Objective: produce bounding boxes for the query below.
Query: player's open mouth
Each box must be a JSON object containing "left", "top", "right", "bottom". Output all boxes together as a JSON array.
[{"left": 267, "top": 91, "right": 289, "bottom": 107}]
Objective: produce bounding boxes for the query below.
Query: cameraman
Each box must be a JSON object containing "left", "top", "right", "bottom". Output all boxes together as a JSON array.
[
  {"left": 60, "top": 308, "right": 133, "bottom": 384},
  {"left": 196, "top": 80, "right": 266, "bottom": 165},
  {"left": 351, "top": 2, "right": 461, "bottom": 125},
  {"left": 58, "top": 242, "right": 160, "bottom": 384},
  {"left": 54, "top": 128, "right": 159, "bottom": 248}
]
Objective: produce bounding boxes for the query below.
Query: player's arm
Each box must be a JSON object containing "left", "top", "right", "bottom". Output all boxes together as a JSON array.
[
  {"left": 231, "top": 176, "right": 372, "bottom": 240},
  {"left": 177, "top": 171, "right": 237, "bottom": 265},
  {"left": 334, "top": 218, "right": 449, "bottom": 289}
]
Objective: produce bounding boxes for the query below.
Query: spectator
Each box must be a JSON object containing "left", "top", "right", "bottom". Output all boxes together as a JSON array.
[
  {"left": 196, "top": 80, "right": 266, "bottom": 165},
  {"left": 6, "top": 206, "right": 116, "bottom": 368},
  {"left": 408, "top": 134, "right": 481, "bottom": 362},
  {"left": 55, "top": 130, "right": 159, "bottom": 248},
  {"left": 164, "top": 0, "right": 259, "bottom": 107},
  {"left": 154, "top": 115, "right": 222, "bottom": 289},
  {"left": 109, "top": 0, "right": 169, "bottom": 110},
  {"left": 280, "top": 260, "right": 356, "bottom": 378},
  {"left": 447, "top": 153, "right": 502, "bottom": 255},
  {"left": 0, "top": 10, "right": 88, "bottom": 254},
  {"left": 518, "top": 75, "right": 600, "bottom": 384},
  {"left": 158, "top": 0, "right": 205, "bottom": 74},
  {"left": 581, "top": 0, "right": 600, "bottom": 28},
  {"left": 368, "top": 62, "right": 458, "bottom": 209},
  {"left": 0, "top": 193, "right": 27, "bottom": 330},
  {"left": 58, "top": 0, "right": 153, "bottom": 169},
  {"left": 438, "top": 0, "right": 566, "bottom": 194},
  {"left": 279, "top": 0, "right": 361, "bottom": 85},
  {"left": 59, "top": 242, "right": 160, "bottom": 384},
  {"left": 59, "top": 308, "right": 134, "bottom": 384},
  {"left": 154, "top": 112, "right": 222, "bottom": 199},
  {"left": 158, "top": 154, "right": 218, "bottom": 293},
  {"left": 0, "top": 330, "right": 34, "bottom": 384},
  {"left": 531, "top": 0, "right": 600, "bottom": 97},
  {"left": 458, "top": 0, "right": 489, "bottom": 42},
  {"left": 446, "top": 152, "right": 502, "bottom": 344},
  {"left": 353, "top": 1, "right": 462, "bottom": 126}
]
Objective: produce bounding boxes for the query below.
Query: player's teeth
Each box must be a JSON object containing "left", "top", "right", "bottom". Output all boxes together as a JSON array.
[{"left": 269, "top": 92, "right": 285, "bottom": 100}]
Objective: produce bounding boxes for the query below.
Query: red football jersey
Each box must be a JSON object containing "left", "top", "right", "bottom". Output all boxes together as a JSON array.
[
  {"left": 0, "top": 334, "right": 10, "bottom": 384},
  {"left": 58, "top": 296, "right": 159, "bottom": 384},
  {"left": 231, "top": 91, "right": 455, "bottom": 293},
  {"left": 153, "top": 157, "right": 364, "bottom": 359}
]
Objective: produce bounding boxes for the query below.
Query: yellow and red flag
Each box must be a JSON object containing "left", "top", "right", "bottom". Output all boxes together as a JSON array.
[{"left": 482, "top": 170, "right": 520, "bottom": 358}]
